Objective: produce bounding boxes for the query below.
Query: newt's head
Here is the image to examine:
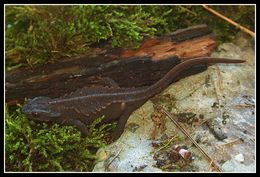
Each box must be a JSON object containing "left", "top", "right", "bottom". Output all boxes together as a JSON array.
[{"left": 23, "top": 96, "right": 61, "bottom": 122}]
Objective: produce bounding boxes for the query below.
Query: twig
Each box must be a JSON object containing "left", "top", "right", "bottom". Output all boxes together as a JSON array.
[
  {"left": 233, "top": 104, "right": 255, "bottom": 109},
  {"left": 208, "top": 160, "right": 213, "bottom": 172},
  {"left": 105, "top": 146, "right": 124, "bottom": 170},
  {"left": 155, "top": 135, "right": 177, "bottom": 153},
  {"left": 158, "top": 105, "right": 222, "bottom": 172},
  {"left": 211, "top": 66, "right": 224, "bottom": 122},
  {"left": 215, "top": 138, "right": 242, "bottom": 148},
  {"left": 202, "top": 5, "right": 255, "bottom": 37}
]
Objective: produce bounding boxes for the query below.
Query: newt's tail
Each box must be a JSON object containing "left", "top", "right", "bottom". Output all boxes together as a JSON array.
[
  {"left": 137, "top": 57, "right": 245, "bottom": 100},
  {"left": 186, "top": 57, "right": 245, "bottom": 64}
]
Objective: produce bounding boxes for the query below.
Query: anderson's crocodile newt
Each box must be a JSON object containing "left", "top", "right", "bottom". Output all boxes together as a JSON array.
[{"left": 22, "top": 57, "right": 244, "bottom": 140}]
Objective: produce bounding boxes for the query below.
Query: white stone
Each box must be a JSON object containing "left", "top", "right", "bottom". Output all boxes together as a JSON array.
[
  {"left": 234, "top": 153, "right": 244, "bottom": 163},
  {"left": 222, "top": 159, "right": 255, "bottom": 172}
]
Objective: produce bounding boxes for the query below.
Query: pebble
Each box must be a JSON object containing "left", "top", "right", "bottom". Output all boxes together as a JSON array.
[
  {"left": 169, "top": 150, "right": 181, "bottom": 162},
  {"left": 234, "top": 153, "right": 244, "bottom": 163}
]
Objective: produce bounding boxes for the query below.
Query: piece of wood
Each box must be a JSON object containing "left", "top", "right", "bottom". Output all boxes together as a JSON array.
[
  {"left": 6, "top": 24, "right": 217, "bottom": 104},
  {"left": 121, "top": 25, "right": 217, "bottom": 60}
]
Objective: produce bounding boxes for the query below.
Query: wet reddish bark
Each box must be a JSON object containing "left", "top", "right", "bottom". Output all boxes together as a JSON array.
[{"left": 6, "top": 24, "right": 217, "bottom": 105}]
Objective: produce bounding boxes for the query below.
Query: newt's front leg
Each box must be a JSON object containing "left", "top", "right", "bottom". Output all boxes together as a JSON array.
[
  {"left": 110, "top": 109, "right": 133, "bottom": 141},
  {"left": 64, "top": 119, "right": 89, "bottom": 137}
]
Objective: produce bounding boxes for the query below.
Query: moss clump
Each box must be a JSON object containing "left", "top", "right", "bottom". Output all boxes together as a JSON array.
[
  {"left": 5, "top": 5, "right": 167, "bottom": 68},
  {"left": 5, "top": 5, "right": 254, "bottom": 69},
  {"left": 5, "top": 104, "right": 116, "bottom": 172}
]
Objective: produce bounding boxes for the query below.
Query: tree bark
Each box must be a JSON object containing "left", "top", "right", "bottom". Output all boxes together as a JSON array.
[{"left": 6, "top": 24, "right": 217, "bottom": 105}]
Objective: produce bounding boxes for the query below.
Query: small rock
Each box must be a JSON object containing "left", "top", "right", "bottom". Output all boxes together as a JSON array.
[
  {"left": 171, "top": 144, "right": 181, "bottom": 152},
  {"left": 179, "top": 149, "right": 192, "bottom": 161},
  {"left": 195, "top": 133, "right": 203, "bottom": 143},
  {"left": 132, "top": 165, "right": 148, "bottom": 172},
  {"left": 211, "top": 125, "right": 228, "bottom": 140},
  {"left": 169, "top": 150, "right": 181, "bottom": 162},
  {"left": 156, "top": 159, "right": 166, "bottom": 167},
  {"left": 127, "top": 123, "right": 140, "bottom": 133},
  {"left": 151, "top": 140, "right": 162, "bottom": 148},
  {"left": 234, "top": 153, "right": 244, "bottom": 163},
  {"left": 194, "top": 131, "right": 208, "bottom": 143}
]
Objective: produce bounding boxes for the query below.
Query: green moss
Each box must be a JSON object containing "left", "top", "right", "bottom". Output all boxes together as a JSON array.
[
  {"left": 5, "top": 5, "right": 254, "bottom": 69},
  {"left": 5, "top": 104, "right": 116, "bottom": 171}
]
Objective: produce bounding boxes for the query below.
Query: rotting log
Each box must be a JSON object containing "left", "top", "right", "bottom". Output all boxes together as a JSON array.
[{"left": 6, "top": 24, "right": 217, "bottom": 104}]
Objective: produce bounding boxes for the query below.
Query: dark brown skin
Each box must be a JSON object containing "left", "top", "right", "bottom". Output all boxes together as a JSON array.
[{"left": 23, "top": 57, "right": 245, "bottom": 140}]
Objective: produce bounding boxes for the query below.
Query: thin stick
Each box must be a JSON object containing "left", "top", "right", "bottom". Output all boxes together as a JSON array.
[
  {"left": 208, "top": 160, "right": 213, "bottom": 172},
  {"left": 202, "top": 5, "right": 255, "bottom": 37},
  {"left": 158, "top": 106, "right": 222, "bottom": 172},
  {"left": 105, "top": 146, "right": 124, "bottom": 170},
  {"left": 155, "top": 135, "right": 177, "bottom": 153},
  {"left": 215, "top": 138, "right": 241, "bottom": 148}
]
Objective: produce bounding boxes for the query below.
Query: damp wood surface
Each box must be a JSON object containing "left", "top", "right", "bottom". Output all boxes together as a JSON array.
[{"left": 6, "top": 24, "right": 217, "bottom": 104}]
